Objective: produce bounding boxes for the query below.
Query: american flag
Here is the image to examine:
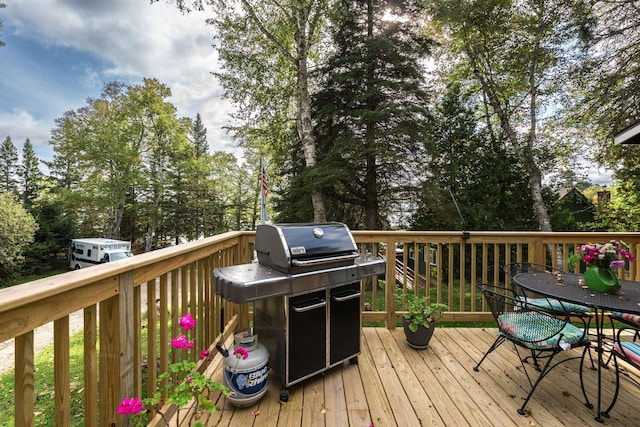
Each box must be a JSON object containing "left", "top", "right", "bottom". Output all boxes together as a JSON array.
[{"left": 260, "top": 164, "right": 268, "bottom": 199}]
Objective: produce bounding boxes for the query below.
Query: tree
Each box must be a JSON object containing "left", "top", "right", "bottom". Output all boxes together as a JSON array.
[
  {"left": 0, "top": 3, "right": 6, "bottom": 47},
  {"left": 191, "top": 113, "right": 209, "bottom": 157},
  {"left": 0, "top": 192, "right": 37, "bottom": 279},
  {"left": 312, "top": 0, "right": 433, "bottom": 229},
  {"left": 572, "top": 1, "right": 640, "bottom": 232},
  {"left": 158, "top": 0, "right": 329, "bottom": 222},
  {"left": 18, "top": 138, "right": 43, "bottom": 211},
  {"left": 427, "top": 0, "right": 590, "bottom": 232},
  {"left": 23, "top": 200, "right": 77, "bottom": 267},
  {"left": 411, "top": 83, "right": 536, "bottom": 231},
  {"left": 0, "top": 135, "right": 18, "bottom": 195}
]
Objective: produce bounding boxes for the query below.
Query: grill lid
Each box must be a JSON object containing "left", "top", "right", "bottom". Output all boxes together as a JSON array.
[{"left": 255, "top": 222, "right": 359, "bottom": 273}]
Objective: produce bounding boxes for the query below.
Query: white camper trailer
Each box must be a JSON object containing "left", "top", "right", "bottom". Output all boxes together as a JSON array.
[{"left": 68, "top": 238, "right": 133, "bottom": 269}]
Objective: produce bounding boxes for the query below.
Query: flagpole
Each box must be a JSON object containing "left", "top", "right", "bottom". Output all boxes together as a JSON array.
[{"left": 260, "top": 158, "right": 268, "bottom": 224}]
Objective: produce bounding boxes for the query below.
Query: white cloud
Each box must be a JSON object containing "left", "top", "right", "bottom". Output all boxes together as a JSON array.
[{"left": 0, "top": 0, "right": 240, "bottom": 163}]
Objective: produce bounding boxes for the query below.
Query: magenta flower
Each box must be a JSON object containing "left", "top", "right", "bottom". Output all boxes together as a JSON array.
[
  {"left": 118, "top": 397, "right": 143, "bottom": 414},
  {"left": 233, "top": 346, "right": 249, "bottom": 360},
  {"left": 184, "top": 340, "right": 194, "bottom": 350},
  {"left": 199, "top": 349, "right": 210, "bottom": 360},
  {"left": 171, "top": 334, "right": 188, "bottom": 349},
  {"left": 179, "top": 313, "right": 196, "bottom": 331}
]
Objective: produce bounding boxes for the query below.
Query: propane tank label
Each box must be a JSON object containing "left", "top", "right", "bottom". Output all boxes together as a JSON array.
[{"left": 224, "top": 360, "right": 269, "bottom": 396}]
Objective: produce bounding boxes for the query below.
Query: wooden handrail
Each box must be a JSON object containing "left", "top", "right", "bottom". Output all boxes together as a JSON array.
[{"left": 1, "top": 230, "right": 639, "bottom": 425}]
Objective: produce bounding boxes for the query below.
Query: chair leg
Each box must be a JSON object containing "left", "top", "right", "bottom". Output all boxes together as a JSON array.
[
  {"left": 517, "top": 349, "right": 560, "bottom": 415},
  {"left": 601, "top": 352, "right": 621, "bottom": 418},
  {"left": 579, "top": 344, "right": 594, "bottom": 410},
  {"left": 473, "top": 336, "right": 505, "bottom": 372}
]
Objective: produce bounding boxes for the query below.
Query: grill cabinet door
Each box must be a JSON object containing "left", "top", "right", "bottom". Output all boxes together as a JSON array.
[
  {"left": 330, "top": 282, "right": 361, "bottom": 364},
  {"left": 288, "top": 291, "right": 327, "bottom": 383}
]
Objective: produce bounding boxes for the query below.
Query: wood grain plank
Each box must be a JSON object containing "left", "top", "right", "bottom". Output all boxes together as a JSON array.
[
  {"left": 374, "top": 328, "right": 444, "bottom": 426},
  {"left": 363, "top": 328, "right": 421, "bottom": 426}
]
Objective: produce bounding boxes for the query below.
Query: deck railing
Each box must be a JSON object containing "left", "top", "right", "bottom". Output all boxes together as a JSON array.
[{"left": 1, "top": 230, "right": 639, "bottom": 425}]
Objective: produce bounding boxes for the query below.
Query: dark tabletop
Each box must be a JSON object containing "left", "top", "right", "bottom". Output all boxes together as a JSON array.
[{"left": 513, "top": 270, "right": 640, "bottom": 315}]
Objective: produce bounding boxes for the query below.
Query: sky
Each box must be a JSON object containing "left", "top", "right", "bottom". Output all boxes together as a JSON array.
[
  {"left": 0, "top": 0, "right": 238, "bottom": 167},
  {"left": 0, "top": 0, "right": 614, "bottom": 186}
]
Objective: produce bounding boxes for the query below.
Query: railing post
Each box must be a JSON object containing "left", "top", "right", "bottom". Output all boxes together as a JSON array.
[
  {"left": 99, "top": 271, "right": 135, "bottom": 426},
  {"left": 15, "top": 331, "right": 34, "bottom": 427},
  {"left": 386, "top": 236, "right": 397, "bottom": 330}
]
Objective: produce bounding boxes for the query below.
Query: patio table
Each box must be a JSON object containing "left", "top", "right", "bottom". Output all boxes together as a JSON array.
[{"left": 511, "top": 268, "right": 640, "bottom": 423}]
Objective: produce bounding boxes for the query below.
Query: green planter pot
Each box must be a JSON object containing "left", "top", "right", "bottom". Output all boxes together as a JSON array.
[{"left": 584, "top": 265, "right": 621, "bottom": 293}]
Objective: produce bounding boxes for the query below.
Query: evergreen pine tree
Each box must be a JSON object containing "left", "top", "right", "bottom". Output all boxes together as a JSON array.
[
  {"left": 312, "top": 0, "right": 433, "bottom": 229},
  {"left": 18, "top": 138, "right": 43, "bottom": 210},
  {"left": 191, "top": 113, "right": 209, "bottom": 158},
  {"left": 0, "top": 136, "right": 19, "bottom": 195}
]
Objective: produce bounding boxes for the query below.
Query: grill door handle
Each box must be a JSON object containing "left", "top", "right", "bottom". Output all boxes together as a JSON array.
[
  {"left": 332, "top": 291, "right": 361, "bottom": 302},
  {"left": 292, "top": 299, "right": 327, "bottom": 312}
]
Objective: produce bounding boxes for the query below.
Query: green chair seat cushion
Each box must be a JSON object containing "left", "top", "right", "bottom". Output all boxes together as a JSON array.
[{"left": 497, "top": 312, "right": 587, "bottom": 350}]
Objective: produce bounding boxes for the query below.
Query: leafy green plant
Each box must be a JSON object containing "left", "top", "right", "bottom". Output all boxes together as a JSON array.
[{"left": 396, "top": 291, "right": 448, "bottom": 332}]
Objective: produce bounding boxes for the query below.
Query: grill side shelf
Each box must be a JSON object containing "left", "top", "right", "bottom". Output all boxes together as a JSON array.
[{"left": 213, "top": 264, "right": 290, "bottom": 304}]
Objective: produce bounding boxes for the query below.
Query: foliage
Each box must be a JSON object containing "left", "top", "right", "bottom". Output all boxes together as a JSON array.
[
  {"left": 566, "top": 240, "right": 636, "bottom": 270},
  {"left": 0, "top": 3, "right": 5, "bottom": 48},
  {"left": 0, "top": 136, "right": 18, "bottom": 195},
  {"left": 312, "top": 0, "right": 433, "bottom": 230},
  {"left": 396, "top": 291, "right": 448, "bottom": 332},
  {"left": 0, "top": 192, "right": 37, "bottom": 278},
  {"left": 47, "top": 78, "right": 255, "bottom": 247},
  {"left": 120, "top": 313, "right": 229, "bottom": 426},
  {"left": 173, "top": 0, "right": 331, "bottom": 222},
  {"left": 17, "top": 138, "right": 43, "bottom": 211},
  {"left": 23, "top": 200, "right": 77, "bottom": 263},
  {"left": 426, "top": 0, "right": 591, "bottom": 232}
]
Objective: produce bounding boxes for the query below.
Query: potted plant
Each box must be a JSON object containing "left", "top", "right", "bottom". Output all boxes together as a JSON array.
[
  {"left": 397, "top": 291, "right": 448, "bottom": 349},
  {"left": 566, "top": 240, "right": 635, "bottom": 293}
]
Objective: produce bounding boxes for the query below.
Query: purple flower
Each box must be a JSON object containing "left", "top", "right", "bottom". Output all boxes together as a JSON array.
[
  {"left": 610, "top": 260, "right": 625, "bottom": 269},
  {"left": 199, "top": 349, "right": 210, "bottom": 360},
  {"left": 118, "top": 397, "right": 143, "bottom": 414},
  {"left": 179, "top": 313, "right": 196, "bottom": 331}
]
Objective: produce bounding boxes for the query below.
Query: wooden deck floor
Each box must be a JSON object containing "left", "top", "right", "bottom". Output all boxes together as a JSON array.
[{"left": 187, "top": 327, "right": 640, "bottom": 426}]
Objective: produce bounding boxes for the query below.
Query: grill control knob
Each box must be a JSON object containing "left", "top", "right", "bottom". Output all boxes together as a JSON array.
[{"left": 312, "top": 227, "right": 324, "bottom": 238}]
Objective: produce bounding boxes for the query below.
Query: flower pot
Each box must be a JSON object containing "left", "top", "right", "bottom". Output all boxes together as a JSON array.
[
  {"left": 584, "top": 265, "right": 621, "bottom": 293},
  {"left": 402, "top": 318, "right": 436, "bottom": 349}
]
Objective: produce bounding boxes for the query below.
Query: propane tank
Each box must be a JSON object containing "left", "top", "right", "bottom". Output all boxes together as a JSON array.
[{"left": 217, "top": 328, "right": 269, "bottom": 407}]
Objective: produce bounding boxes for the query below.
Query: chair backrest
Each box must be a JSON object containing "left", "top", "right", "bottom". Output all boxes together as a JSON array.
[
  {"left": 476, "top": 283, "right": 580, "bottom": 346},
  {"left": 502, "top": 262, "right": 590, "bottom": 314}
]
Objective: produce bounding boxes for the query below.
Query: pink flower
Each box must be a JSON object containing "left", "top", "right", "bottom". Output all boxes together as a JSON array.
[
  {"left": 184, "top": 340, "right": 194, "bottom": 350},
  {"left": 233, "top": 346, "right": 249, "bottom": 360},
  {"left": 187, "top": 377, "right": 193, "bottom": 383},
  {"left": 118, "top": 397, "right": 143, "bottom": 414},
  {"left": 199, "top": 349, "right": 210, "bottom": 360},
  {"left": 171, "top": 334, "right": 188, "bottom": 349},
  {"left": 179, "top": 313, "right": 196, "bottom": 331}
]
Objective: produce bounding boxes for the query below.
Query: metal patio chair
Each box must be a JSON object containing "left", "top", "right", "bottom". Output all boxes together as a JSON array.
[
  {"left": 602, "top": 311, "right": 640, "bottom": 417},
  {"left": 474, "top": 283, "right": 592, "bottom": 416},
  {"left": 503, "top": 262, "right": 592, "bottom": 318}
]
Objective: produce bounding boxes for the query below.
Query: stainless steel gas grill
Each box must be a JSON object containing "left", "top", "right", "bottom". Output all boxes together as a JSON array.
[{"left": 213, "top": 222, "right": 385, "bottom": 401}]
